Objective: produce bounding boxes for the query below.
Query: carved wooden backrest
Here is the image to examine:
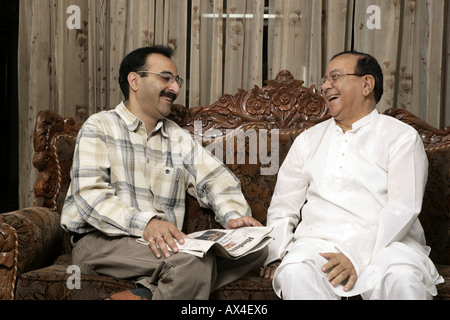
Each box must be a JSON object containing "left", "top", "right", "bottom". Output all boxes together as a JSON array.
[
  {"left": 31, "top": 70, "right": 450, "bottom": 263},
  {"left": 181, "top": 70, "right": 329, "bottom": 134},
  {"left": 174, "top": 71, "right": 330, "bottom": 231},
  {"left": 32, "top": 70, "right": 330, "bottom": 218}
]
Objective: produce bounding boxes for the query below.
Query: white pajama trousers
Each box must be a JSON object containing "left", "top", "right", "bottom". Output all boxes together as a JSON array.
[{"left": 275, "top": 262, "right": 433, "bottom": 300}]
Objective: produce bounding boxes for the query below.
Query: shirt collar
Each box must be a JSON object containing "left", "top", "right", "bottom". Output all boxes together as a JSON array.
[
  {"left": 333, "top": 108, "right": 379, "bottom": 133},
  {"left": 115, "top": 101, "right": 168, "bottom": 137},
  {"left": 352, "top": 108, "right": 379, "bottom": 130}
]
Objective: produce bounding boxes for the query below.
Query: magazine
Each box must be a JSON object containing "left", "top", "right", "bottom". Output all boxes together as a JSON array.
[{"left": 137, "top": 226, "right": 273, "bottom": 259}]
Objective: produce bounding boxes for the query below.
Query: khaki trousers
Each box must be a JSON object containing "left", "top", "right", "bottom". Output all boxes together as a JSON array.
[{"left": 72, "top": 231, "right": 268, "bottom": 300}]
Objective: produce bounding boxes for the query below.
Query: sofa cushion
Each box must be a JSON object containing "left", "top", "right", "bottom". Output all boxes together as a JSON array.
[
  {"left": 15, "top": 254, "right": 277, "bottom": 300},
  {"left": 210, "top": 269, "right": 279, "bottom": 300},
  {"left": 15, "top": 254, "right": 135, "bottom": 300}
]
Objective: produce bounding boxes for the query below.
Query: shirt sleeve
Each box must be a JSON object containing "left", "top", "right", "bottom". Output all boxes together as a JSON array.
[
  {"left": 372, "top": 130, "right": 428, "bottom": 253},
  {"left": 65, "top": 120, "right": 157, "bottom": 237},
  {"left": 184, "top": 139, "right": 251, "bottom": 228},
  {"left": 264, "top": 136, "right": 308, "bottom": 265}
]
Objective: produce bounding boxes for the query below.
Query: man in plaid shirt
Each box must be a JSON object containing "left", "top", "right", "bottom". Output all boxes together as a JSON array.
[{"left": 61, "top": 45, "right": 267, "bottom": 300}]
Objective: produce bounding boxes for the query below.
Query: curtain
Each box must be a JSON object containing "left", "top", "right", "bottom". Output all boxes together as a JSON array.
[
  {"left": 353, "top": 0, "right": 447, "bottom": 125},
  {"left": 17, "top": 0, "right": 449, "bottom": 209},
  {"left": 189, "top": 0, "right": 265, "bottom": 107},
  {"left": 17, "top": 0, "right": 189, "bottom": 208},
  {"left": 88, "top": 0, "right": 188, "bottom": 114},
  {"left": 267, "top": 0, "right": 324, "bottom": 85}
]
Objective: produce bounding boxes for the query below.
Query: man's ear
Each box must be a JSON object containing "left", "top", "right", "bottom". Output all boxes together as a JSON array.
[
  {"left": 128, "top": 72, "right": 140, "bottom": 94},
  {"left": 362, "top": 75, "right": 375, "bottom": 98}
]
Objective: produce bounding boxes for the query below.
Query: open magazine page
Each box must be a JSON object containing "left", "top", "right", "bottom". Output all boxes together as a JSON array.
[{"left": 137, "top": 226, "right": 273, "bottom": 259}]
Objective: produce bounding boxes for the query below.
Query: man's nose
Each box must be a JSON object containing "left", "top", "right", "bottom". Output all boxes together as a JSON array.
[
  {"left": 168, "top": 81, "right": 180, "bottom": 95},
  {"left": 320, "top": 79, "right": 332, "bottom": 94}
]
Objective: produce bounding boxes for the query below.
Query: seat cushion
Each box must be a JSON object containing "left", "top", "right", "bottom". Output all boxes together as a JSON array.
[
  {"left": 209, "top": 269, "right": 279, "bottom": 300},
  {"left": 15, "top": 256, "right": 450, "bottom": 300},
  {"left": 15, "top": 254, "right": 278, "bottom": 300},
  {"left": 15, "top": 254, "right": 135, "bottom": 300}
]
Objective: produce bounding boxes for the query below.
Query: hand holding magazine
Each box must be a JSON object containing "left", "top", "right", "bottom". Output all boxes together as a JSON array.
[{"left": 137, "top": 226, "right": 273, "bottom": 259}]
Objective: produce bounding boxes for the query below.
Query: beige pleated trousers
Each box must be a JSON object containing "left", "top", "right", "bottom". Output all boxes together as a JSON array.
[{"left": 72, "top": 231, "right": 268, "bottom": 300}]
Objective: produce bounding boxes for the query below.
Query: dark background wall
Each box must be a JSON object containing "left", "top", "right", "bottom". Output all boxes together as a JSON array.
[{"left": 0, "top": 0, "right": 19, "bottom": 213}]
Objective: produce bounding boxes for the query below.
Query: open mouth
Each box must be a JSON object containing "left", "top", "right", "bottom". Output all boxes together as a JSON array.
[
  {"left": 326, "top": 94, "right": 340, "bottom": 102},
  {"left": 160, "top": 91, "right": 177, "bottom": 104}
]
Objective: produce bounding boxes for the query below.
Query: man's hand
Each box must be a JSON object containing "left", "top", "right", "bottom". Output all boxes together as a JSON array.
[
  {"left": 226, "top": 216, "right": 263, "bottom": 229},
  {"left": 143, "top": 219, "right": 186, "bottom": 259},
  {"left": 259, "top": 260, "right": 281, "bottom": 280},
  {"left": 320, "top": 252, "right": 357, "bottom": 292}
]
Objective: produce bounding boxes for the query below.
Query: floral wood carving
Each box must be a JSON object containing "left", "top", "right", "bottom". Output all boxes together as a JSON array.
[
  {"left": 181, "top": 70, "right": 330, "bottom": 138},
  {"left": 33, "top": 111, "right": 81, "bottom": 211},
  {"left": 0, "top": 224, "right": 18, "bottom": 300},
  {"left": 384, "top": 108, "right": 450, "bottom": 149}
]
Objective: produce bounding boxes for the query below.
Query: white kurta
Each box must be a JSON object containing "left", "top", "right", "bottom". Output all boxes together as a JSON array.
[{"left": 266, "top": 109, "right": 444, "bottom": 298}]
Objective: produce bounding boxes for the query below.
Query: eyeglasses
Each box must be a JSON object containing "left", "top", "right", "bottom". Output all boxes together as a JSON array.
[
  {"left": 318, "top": 72, "right": 364, "bottom": 90},
  {"left": 137, "top": 71, "right": 184, "bottom": 88}
]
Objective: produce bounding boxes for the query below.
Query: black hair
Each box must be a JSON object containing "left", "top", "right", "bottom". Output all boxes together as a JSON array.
[
  {"left": 119, "top": 45, "right": 174, "bottom": 100},
  {"left": 331, "top": 51, "right": 384, "bottom": 103}
]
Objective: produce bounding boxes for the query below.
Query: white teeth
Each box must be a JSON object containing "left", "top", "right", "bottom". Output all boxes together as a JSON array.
[{"left": 327, "top": 95, "right": 339, "bottom": 101}]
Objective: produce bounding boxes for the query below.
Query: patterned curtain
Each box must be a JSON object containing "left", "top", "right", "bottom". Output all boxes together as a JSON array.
[
  {"left": 17, "top": 0, "right": 189, "bottom": 208},
  {"left": 353, "top": 0, "right": 447, "bottom": 125},
  {"left": 189, "top": 0, "right": 265, "bottom": 107},
  {"left": 17, "top": 0, "right": 449, "bottom": 208}
]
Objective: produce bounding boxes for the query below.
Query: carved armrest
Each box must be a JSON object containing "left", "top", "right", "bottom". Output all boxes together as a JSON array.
[
  {"left": 0, "top": 207, "right": 65, "bottom": 299},
  {"left": 384, "top": 108, "right": 450, "bottom": 265},
  {"left": 0, "top": 223, "right": 17, "bottom": 300}
]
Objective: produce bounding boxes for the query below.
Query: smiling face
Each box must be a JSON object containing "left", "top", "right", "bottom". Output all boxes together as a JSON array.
[
  {"left": 127, "top": 53, "right": 181, "bottom": 131},
  {"left": 321, "top": 54, "right": 376, "bottom": 131}
]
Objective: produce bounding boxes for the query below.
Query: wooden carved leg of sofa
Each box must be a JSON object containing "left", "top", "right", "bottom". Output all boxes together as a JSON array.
[{"left": 0, "top": 223, "right": 19, "bottom": 300}]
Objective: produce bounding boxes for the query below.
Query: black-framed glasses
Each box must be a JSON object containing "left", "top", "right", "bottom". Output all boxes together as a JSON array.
[
  {"left": 137, "top": 71, "right": 184, "bottom": 88},
  {"left": 318, "top": 72, "right": 364, "bottom": 90}
]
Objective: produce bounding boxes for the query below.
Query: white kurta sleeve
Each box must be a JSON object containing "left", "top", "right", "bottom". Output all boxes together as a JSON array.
[
  {"left": 372, "top": 131, "right": 428, "bottom": 254},
  {"left": 265, "top": 136, "right": 309, "bottom": 265}
]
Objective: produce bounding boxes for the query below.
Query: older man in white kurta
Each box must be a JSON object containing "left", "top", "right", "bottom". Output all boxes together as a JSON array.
[{"left": 262, "top": 51, "right": 443, "bottom": 300}]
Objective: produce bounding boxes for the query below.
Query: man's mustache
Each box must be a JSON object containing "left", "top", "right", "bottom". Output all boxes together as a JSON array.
[{"left": 160, "top": 90, "right": 177, "bottom": 102}]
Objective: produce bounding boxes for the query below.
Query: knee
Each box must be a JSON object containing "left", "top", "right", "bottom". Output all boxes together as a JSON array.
[
  {"left": 384, "top": 265, "right": 422, "bottom": 285},
  {"left": 167, "top": 252, "right": 216, "bottom": 278},
  {"left": 377, "top": 265, "right": 431, "bottom": 299},
  {"left": 276, "top": 262, "right": 316, "bottom": 287},
  {"left": 275, "top": 262, "right": 327, "bottom": 300},
  {"left": 382, "top": 264, "right": 427, "bottom": 294}
]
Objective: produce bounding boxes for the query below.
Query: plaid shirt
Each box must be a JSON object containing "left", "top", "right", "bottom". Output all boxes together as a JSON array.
[{"left": 61, "top": 102, "right": 250, "bottom": 237}]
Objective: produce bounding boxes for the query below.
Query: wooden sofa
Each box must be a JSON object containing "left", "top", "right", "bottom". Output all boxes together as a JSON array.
[{"left": 1, "top": 70, "right": 449, "bottom": 300}]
